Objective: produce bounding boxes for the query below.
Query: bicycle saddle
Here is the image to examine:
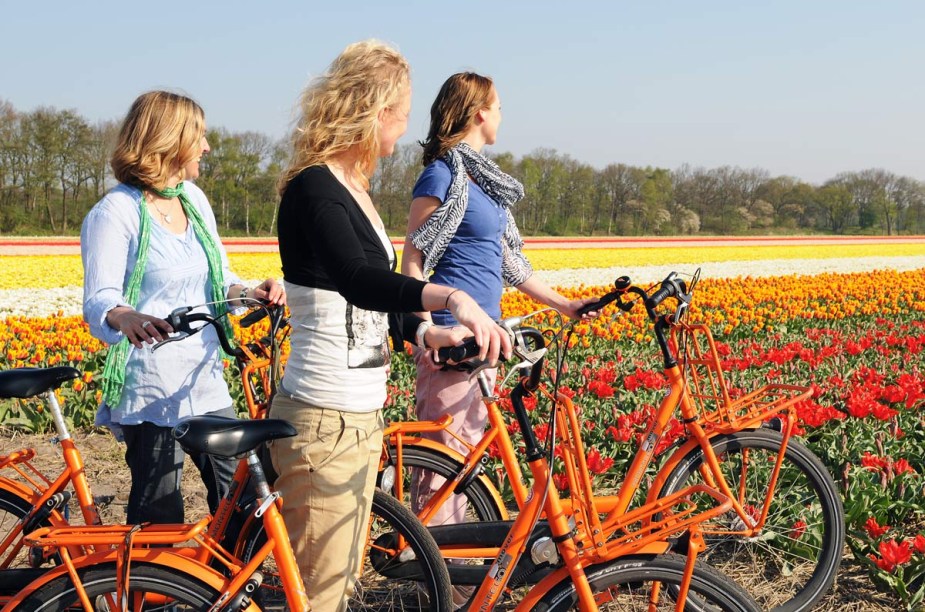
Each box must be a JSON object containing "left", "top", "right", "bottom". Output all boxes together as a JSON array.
[
  {"left": 0, "top": 367, "right": 80, "bottom": 398},
  {"left": 173, "top": 415, "right": 297, "bottom": 458}
]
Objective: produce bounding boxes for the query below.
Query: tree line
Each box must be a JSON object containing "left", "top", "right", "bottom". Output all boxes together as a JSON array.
[{"left": 2, "top": 100, "right": 924, "bottom": 236}]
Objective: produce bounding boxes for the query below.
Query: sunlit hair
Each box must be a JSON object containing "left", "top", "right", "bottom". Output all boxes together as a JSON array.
[
  {"left": 420, "top": 72, "right": 494, "bottom": 166},
  {"left": 279, "top": 40, "right": 410, "bottom": 194},
  {"left": 110, "top": 91, "right": 205, "bottom": 190}
]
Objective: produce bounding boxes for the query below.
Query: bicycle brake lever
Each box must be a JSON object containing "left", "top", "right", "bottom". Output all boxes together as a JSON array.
[
  {"left": 465, "top": 359, "right": 498, "bottom": 381},
  {"left": 151, "top": 333, "right": 190, "bottom": 352},
  {"left": 491, "top": 346, "right": 548, "bottom": 388}
]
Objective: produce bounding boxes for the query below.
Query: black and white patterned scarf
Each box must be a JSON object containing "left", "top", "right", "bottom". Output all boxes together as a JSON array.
[{"left": 410, "top": 142, "right": 533, "bottom": 287}]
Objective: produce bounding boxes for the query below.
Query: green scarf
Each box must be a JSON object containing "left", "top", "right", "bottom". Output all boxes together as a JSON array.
[{"left": 100, "top": 183, "right": 234, "bottom": 407}]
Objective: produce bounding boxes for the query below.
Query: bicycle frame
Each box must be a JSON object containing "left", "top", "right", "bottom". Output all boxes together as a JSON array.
[
  {"left": 0, "top": 303, "right": 305, "bottom": 608},
  {"left": 0, "top": 448, "right": 310, "bottom": 612},
  {"left": 382, "top": 320, "right": 811, "bottom": 549},
  {"left": 427, "top": 325, "right": 734, "bottom": 611}
]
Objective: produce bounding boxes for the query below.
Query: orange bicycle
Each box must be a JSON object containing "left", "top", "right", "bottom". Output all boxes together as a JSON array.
[
  {"left": 379, "top": 270, "right": 844, "bottom": 611},
  {"left": 376, "top": 275, "right": 761, "bottom": 611},
  {"left": 0, "top": 301, "right": 453, "bottom": 611}
]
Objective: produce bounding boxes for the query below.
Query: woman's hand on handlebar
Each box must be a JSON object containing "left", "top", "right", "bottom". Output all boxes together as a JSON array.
[
  {"left": 252, "top": 278, "right": 286, "bottom": 306},
  {"left": 446, "top": 291, "right": 512, "bottom": 363},
  {"left": 106, "top": 306, "right": 173, "bottom": 348},
  {"left": 424, "top": 325, "right": 471, "bottom": 351},
  {"left": 561, "top": 297, "right": 601, "bottom": 321}
]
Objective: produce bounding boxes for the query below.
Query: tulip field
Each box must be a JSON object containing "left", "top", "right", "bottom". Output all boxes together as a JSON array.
[{"left": 2, "top": 238, "right": 925, "bottom": 609}]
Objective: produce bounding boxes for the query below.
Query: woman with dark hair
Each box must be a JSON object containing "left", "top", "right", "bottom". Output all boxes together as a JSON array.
[
  {"left": 82, "top": 90, "right": 284, "bottom": 526},
  {"left": 402, "top": 73, "right": 597, "bottom": 531}
]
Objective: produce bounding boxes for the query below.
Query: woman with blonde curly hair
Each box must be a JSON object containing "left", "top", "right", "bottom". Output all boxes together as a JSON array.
[
  {"left": 82, "top": 90, "right": 284, "bottom": 526},
  {"left": 271, "top": 41, "right": 510, "bottom": 610}
]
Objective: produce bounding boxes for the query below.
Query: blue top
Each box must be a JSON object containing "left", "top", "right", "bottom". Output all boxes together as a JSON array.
[
  {"left": 81, "top": 182, "right": 243, "bottom": 433},
  {"left": 412, "top": 160, "right": 505, "bottom": 324}
]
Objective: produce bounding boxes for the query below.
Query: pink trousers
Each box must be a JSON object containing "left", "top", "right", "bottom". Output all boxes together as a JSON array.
[{"left": 411, "top": 347, "right": 497, "bottom": 526}]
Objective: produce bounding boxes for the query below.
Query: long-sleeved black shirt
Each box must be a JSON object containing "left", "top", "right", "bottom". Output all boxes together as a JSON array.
[{"left": 278, "top": 165, "right": 428, "bottom": 342}]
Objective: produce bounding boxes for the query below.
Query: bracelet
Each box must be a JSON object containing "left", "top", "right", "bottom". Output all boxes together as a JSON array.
[
  {"left": 415, "top": 320, "right": 434, "bottom": 350},
  {"left": 444, "top": 289, "right": 461, "bottom": 310},
  {"left": 239, "top": 287, "right": 249, "bottom": 301}
]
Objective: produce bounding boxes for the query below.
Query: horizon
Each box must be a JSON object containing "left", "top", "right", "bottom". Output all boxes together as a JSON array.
[{"left": 2, "top": 1, "right": 924, "bottom": 185}]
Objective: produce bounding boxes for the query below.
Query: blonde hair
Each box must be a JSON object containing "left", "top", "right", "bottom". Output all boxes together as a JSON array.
[
  {"left": 421, "top": 72, "right": 494, "bottom": 166},
  {"left": 110, "top": 91, "right": 205, "bottom": 190},
  {"left": 279, "top": 40, "right": 410, "bottom": 195}
]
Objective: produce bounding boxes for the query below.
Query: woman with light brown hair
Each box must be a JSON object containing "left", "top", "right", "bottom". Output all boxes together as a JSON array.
[
  {"left": 271, "top": 42, "right": 511, "bottom": 610},
  {"left": 82, "top": 90, "right": 284, "bottom": 526},
  {"left": 402, "top": 73, "right": 596, "bottom": 544}
]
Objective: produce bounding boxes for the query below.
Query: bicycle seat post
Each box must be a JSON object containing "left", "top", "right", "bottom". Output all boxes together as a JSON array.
[
  {"left": 43, "top": 390, "right": 72, "bottom": 442},
  {"left": 245, "top": 451, "right": 272, "bottom": 500}
]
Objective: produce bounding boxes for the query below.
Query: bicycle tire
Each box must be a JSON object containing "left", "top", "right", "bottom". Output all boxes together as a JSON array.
[
  {"left": 0, "top": 486, "right": 50, "bottom": 568},
  {"left": 535, "top": 553, "right": 760, "bottom": 611},
  {"left": 383, "top": 443, "right": 505, "bottom": 524},
  {"left": 13, "top": 562, "right": 220, "bottom": 611},
  {"left": 658, "top": 428, "right": 844, "bottom": 612},
  {"left": 232, "top": 490, "right": 453, "bottom": 611}
]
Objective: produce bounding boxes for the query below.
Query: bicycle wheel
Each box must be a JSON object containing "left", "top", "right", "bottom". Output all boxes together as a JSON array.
[
  {"left": 231, "top": 490, "right": 452, "bottom": 611},
  {"left": 535, "top": 553, "right": 759, "bottom": 611},
  {"left": 356, "top": 490, "right": 452, "bottom": 610},
  {"left": 14, "top": 562, "right": 219, "bottom": 611},
  {"left": 0, "top": 486, "right": 50, "bottom": 568},
  {"left": 658, "top": 428, "right": 844, "bottom": 612},
  {"left": 382, "top": 443, "right": 505, "bottom": 524}
]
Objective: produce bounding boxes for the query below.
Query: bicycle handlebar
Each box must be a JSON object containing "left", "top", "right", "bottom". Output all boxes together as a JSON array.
[
  {"left": 580, "top": 271, "right": 698, "bottom": 322},
  {"left": 584, "top": 270, "right": 699, "bottom": 368},
  {"left": 159, "top": 308, "right": 243, "bottom": 357},
  {"left": 154, "top": 302, "right": 288, "bottom": 361},
  {"left": 435, "top": 318, "right": 547, "bottom": 388},
  {"left": 576, "top": 276, "right": 632, "bottom": 316}
]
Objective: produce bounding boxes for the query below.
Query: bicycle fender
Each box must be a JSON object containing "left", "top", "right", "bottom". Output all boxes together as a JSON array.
[
  {"left": 0, "top": 476, "right": 45, "bottom": 507},
  {"left": 515, "top": 551, "right": 670, "bottom": 611},
  {"left": 645, "top": 430, "right": 760, "bottom": 506},
  {"left": 0, "top": 550, "right": 258, "bottom": 611},
  {"left": 384, "top": 437, "right": 509, "bottom": 520}
]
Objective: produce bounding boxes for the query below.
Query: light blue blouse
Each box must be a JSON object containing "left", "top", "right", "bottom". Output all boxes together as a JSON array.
[{"left": 81, "top": 183, "right": 243, "bottom": 433}]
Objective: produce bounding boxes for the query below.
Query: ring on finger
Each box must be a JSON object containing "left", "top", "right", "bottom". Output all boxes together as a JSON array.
[{"left": 142, "top": 320, "right": 153, "bottom": 330}]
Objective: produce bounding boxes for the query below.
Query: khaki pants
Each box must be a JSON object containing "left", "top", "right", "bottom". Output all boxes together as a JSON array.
[{"left": 268, "top": 392, "right": 383, "bottom": 612}]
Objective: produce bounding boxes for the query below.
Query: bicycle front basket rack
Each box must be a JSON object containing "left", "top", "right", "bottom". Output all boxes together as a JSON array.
[{"left": 671, "top": 324, "right": 812, "bottom": 431}]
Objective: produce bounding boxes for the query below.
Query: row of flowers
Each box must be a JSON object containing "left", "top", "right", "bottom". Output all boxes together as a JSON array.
[{"left": 3, "top": 243, "right": 923, "bottom": 290}]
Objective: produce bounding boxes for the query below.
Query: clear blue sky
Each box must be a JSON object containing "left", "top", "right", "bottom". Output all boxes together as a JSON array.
[{"left": 2, "top": 0, "right": 923, "bottom": 184}]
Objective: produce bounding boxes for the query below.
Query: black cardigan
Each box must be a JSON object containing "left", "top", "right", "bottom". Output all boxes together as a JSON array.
[{"left": 277, "top": 165, "right": 429, "bottom": 344}]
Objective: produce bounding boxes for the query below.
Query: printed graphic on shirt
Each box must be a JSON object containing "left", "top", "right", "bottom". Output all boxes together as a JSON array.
[{"left": 345, "top": 304, "right": 390, "bottom": 368}]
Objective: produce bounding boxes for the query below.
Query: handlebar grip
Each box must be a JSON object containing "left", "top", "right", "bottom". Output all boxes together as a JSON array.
[
  {"left": 644, "top": 283, "right": 678, "bottom": 312},
  {"left": 240, "top": 307, "right": 269, "bottom": 328},
  {"left": 436, "top": 337, "right": 481, "bottom": 363},
  {"left": 577, "top": 299, "right": 605, "bottom": 317}
]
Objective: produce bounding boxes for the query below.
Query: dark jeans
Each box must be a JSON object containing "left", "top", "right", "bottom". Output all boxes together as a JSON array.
[{"left": 122, "top": 407, "right": 238, "bottom": 524}]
